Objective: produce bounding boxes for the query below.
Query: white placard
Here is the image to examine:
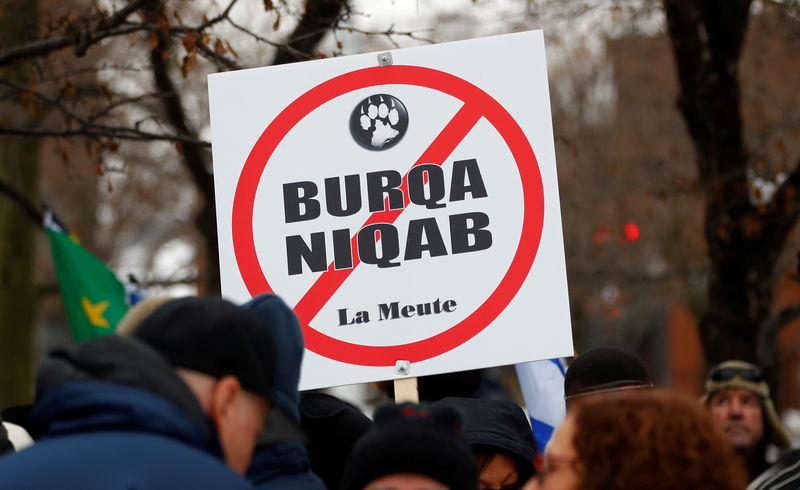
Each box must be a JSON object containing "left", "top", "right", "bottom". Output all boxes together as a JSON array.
[{"left": 208, "top": 30, "right": 573, "bottom": 390}]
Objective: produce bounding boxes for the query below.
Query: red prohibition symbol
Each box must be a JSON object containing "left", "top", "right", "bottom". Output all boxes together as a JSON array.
[{"left": 233, "top": 65, "right": 545, "bottom": 366}]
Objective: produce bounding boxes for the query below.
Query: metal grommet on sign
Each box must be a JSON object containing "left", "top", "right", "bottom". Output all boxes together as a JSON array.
[
  {"left": 378, "top": 52, "right": 393, "bottom": 67},
  {"left": 394, "top": 360, "right": 411, "bottom": 376}
]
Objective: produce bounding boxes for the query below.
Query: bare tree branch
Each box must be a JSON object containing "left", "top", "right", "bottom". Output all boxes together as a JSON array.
[
  {"left": 0, "top": 177, "right": 43, "bottom": 226},
  {"left": 0, "top": 124, "right": 210, "bottom": 146},
  {"left": 146, "top": 6, "right": 220, "bottom": 292},
  {"left": 147, "top": 21, "right": 213, "bottom": 196},
  {"left": 195, "top": 42, "right": 242, "bottom": 71},
  {"left": 341, "top": 25, "right": 435, "bottom": 46},
  {"left": 226, "top": 17, "right": 315, "bottom": 61},
  {"left": 0, "top": 0, "right": 153, "bottom": 66},
  {"left": 0, "top": 0, "right": 241, "bottom": 68},
  {"left": 272, "top": 0, "right": 348, "bottom": 65},
  {"left": 0, "top": 78, "right": 210, "bottom": 146}
]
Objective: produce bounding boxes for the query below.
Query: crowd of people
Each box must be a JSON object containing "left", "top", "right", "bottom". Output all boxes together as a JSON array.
[{"left": 0, "top": 294, "right": 797, "bottom": 489}]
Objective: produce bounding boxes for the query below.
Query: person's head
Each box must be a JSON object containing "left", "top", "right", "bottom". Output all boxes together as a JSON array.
[
  {"left": 526, "top": 390, "right": 748, "bottom": 490},
  {"left": 176, "top": 368, "right": 269, "bottom": 474},
  {"left": 134, "top": 296, "right": 275, "bottom": 474},
  {"left": 563, "top": 346, "right": 652, "bottom": 409},
  {"left": 472, "top": 451, "right": 523, "bottom": 490},
  {"left": 433, "top": 397, "right": 536, "bottom": 490},
  {"left": 701, "top": 361, "right": 791, "bottom": 459},
  {"left": 340, "top": 403, "right": 478, "bottom": 490}
]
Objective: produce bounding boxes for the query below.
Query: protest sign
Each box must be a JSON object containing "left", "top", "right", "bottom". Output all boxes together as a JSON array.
[{"left": 209, "top": 30, "right": 573, "bottom": 389}]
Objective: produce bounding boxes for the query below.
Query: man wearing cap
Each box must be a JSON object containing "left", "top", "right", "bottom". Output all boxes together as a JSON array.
[
  {"left": 0, "top": 296, "right": 272, "bottom": 489},
  {"left": 702, "top": 360, "right": 792, "bottom": 481},
  {"left": 563, "top": 346, "right": 654, "bottom": 410}
]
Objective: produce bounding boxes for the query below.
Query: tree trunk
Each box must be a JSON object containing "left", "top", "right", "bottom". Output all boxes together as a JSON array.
[
  {"left": 146, "top": 0, "right": 348, "bottom": 295},
  {"left": 664, "top": 0, "right": 800, "bottom": 368},
  {"left": 145, "top": 3, "right": 221, "bottom": 294},
  {"left": 272, "top": 0, "right": 348, "bottom": 65},
  {"left": 0, "top": 0, "right": 40, "bottom": 408}
]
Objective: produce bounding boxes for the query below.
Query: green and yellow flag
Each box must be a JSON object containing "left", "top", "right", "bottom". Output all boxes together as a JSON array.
[{"left": 45, "top": 210, "right": 128, "bottom": 341}]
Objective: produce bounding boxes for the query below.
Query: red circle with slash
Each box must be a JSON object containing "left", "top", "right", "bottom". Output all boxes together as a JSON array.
[{"left": 233, "top": 65, "right": 545, "bottom": 366}]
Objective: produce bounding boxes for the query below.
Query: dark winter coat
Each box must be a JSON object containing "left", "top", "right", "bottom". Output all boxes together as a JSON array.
[
  {"left": 248, "top": 441, "right": 327, "bottom": 490},
  {"left": 0, "top": 335, "right": 253, "bottom": 490}
]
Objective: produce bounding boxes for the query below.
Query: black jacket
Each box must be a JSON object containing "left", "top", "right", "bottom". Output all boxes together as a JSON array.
[{"left": 748, "top": 449, "right": 800, "bottom": 490}]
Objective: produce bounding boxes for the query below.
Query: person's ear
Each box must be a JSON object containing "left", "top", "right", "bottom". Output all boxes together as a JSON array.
[{"left": 208, "top": 375, "right": 241, "bottom": 424}]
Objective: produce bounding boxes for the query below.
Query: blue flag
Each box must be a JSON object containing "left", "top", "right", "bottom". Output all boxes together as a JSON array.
[{"left": 515, "top": 359, "right": 567, "bottom": 453}]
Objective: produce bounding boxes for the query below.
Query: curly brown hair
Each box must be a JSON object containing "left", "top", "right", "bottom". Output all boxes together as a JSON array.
[{"left": 570, "top": 389, "right": 748, "bottom": 490}]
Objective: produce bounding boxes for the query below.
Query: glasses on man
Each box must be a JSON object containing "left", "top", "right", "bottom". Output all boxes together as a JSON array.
[{"left": 710, "top": 366, "right": 763, "bottom": 383}]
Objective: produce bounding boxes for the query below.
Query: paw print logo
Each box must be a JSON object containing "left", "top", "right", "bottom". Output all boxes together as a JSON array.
[{"left": 349, "top": 94, "right": 409, "bottom": 151}]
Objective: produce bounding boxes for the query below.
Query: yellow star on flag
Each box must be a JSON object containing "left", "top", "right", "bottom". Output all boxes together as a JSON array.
[{"left": 81, "top": 297, "right": 111, "bottom": 328}]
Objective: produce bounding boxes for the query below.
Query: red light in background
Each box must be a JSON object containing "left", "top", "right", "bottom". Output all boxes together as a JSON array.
[
  {"left": 623, "top": 222, "right": 640, "bottom": 242},
  {"left": 592, "top": 223, "right": 611, "bottom": 244}
]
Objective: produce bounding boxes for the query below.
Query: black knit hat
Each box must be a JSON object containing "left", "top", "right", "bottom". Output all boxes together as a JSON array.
[
  {"left": 340, "top": 403, "right": 478, "bottom": 490},
  {"left": 134, "top": 296, "right": 275, "bottom": 403},
  {"left": 564, "top": 346, "right": 652, "bottom": 401}
]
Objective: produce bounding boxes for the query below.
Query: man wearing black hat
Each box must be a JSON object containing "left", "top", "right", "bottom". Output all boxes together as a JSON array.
[
  {"left": 0, "top": 296, "right": 272, "bottom": 489},
  {"left": 133, "top": 296, "right": 280, "bottom": 474},
  {"left": 701, "top": 361, "right": 792, "bottom": 483},
  {"left": 563, "top": 346, "right": 653, "bottom": 410}
]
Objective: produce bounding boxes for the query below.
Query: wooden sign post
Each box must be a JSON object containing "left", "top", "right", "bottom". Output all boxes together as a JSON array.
[{"left": 394, "top": 377, "right": 419, "bottom": 403}]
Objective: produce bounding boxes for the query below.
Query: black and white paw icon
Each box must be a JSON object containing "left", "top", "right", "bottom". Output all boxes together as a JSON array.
[{"left": 350, "top": 94, "right": 408, "bottom": 151}]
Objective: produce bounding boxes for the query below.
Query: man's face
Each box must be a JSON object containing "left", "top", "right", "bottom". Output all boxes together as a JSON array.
[{"left": 708, "top": 388, "right": 764, "bottom": 456}]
